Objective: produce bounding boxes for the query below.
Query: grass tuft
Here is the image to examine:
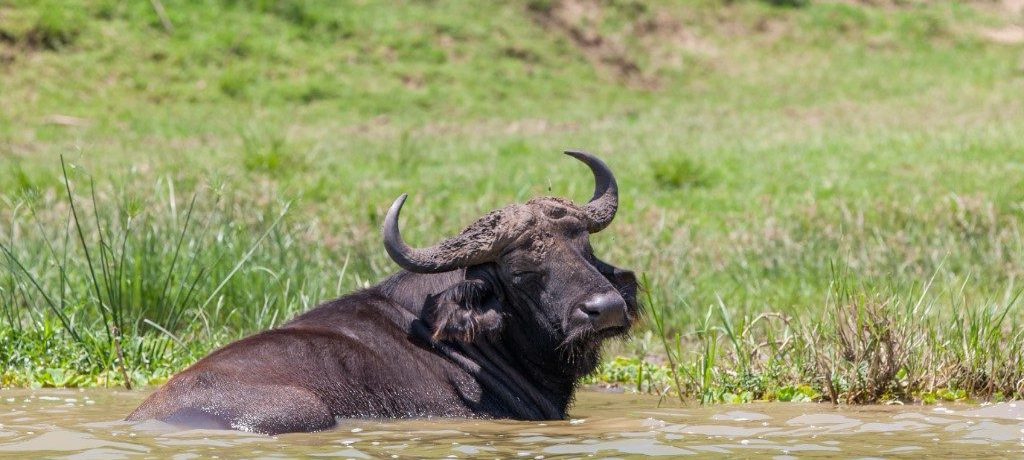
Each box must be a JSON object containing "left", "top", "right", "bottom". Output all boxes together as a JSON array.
[
  {"left": 650, "top": 156, "right": 715, "bottom": 190},
  {"left": 2, "top": 159, "right": 293, "bottom": 388},
  {"left": 25, "top": 2, "right": 86, "bottom": 50}
]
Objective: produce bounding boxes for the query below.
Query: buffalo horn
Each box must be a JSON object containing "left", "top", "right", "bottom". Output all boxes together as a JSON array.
[
  {"left": 383, "top": 194, "right": 510, "bottom": 273},
  {"left": 564, "top": 150, "right": 618, "bottom": 232}
]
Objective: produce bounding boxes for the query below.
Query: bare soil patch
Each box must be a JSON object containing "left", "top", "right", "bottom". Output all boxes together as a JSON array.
[
  {"left": 527, "top": 0, "right": 715, "bottom": 89},
  {"left": 981, "top": 25, "right": 1024, "bottom": 44}
]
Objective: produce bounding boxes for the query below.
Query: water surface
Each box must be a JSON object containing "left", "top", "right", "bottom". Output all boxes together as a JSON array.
[{"left": 1, "top": 389, "right": 1022, "bottom": 458}]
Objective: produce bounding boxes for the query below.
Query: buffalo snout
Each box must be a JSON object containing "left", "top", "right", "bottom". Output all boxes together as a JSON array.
[{"left": 576, "top": 291, "right": 628, "bottom": 331}]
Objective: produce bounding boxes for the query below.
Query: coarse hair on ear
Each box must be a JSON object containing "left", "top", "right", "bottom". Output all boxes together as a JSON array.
[
  {"left": 595, "top": 257, "right": 641, "bottom": 315},
  {"left": 426, "top": 278, "right": 503, "bottom": 342}
]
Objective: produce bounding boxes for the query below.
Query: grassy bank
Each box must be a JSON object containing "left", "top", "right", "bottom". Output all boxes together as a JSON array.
[{"left": 2, "top": 0, "right": 1023, "bottom": 403}]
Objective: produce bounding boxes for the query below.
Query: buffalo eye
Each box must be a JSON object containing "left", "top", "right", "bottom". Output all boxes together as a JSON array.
[{"left": 511, "top": 271, "right": 543, "bottom": 286}]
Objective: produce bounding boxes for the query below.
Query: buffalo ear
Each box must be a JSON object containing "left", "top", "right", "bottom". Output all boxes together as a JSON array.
[
  {"left": 609, "top": 269, "right": 638, "bottom": 305},
  {"left": 428, "top": 278, "right": 503, "bottom": 342},
  {"left": 595, "top": 258, "right": 640, "bottom": 312}
]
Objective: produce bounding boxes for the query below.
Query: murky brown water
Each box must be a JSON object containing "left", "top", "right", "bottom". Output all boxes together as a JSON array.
[{"left": 1, "top": 389, "right": 1022, "bottom": 459}]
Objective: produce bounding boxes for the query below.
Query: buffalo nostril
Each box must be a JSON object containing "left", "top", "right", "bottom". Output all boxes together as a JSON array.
[{"left": 580, "top": 292, "right": 628, "bottom": 331}]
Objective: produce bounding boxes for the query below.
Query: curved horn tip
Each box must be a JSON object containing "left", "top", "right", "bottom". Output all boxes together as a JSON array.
[
  {"left": 563, "top": 150, "right": 593, "bottom": 160},
  {"left": 384, "top": 194, "right": 409, "bottom": 230},
  {"left": 382, "top": 193, "right": 424, "bottom": 272},
  {"left": 389, "top": 193, "right": 409, "bottom": 214},
  {"left": 564, "top": 150, "right": 612, "bottom": 173}
]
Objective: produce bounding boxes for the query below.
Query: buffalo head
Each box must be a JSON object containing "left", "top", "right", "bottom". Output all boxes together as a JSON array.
[{"left": 383, "top": 151, "right": 639, "bottom": 376}]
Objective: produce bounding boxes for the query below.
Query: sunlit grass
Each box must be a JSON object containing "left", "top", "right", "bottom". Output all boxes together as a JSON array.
[{"left": 592, "top": 276, "right": 1024, "bottom": 403}]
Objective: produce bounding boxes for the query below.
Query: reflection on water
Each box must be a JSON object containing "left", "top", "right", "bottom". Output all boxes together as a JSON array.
[{"left": 1, "top": 389, "right": 1023, "bottom": 458}]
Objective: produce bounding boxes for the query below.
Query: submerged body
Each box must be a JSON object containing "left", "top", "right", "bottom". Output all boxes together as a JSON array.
[
  {"left": 128, "top": 151, "right": 638, "bottom": 434},
  {"left": 129, "top": 272, "right": 589, "bottom": 432}
]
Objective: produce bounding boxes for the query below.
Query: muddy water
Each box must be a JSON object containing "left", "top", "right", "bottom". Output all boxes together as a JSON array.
[{"left": 1, "top": 390, "right": 1023, "bottom": 459}]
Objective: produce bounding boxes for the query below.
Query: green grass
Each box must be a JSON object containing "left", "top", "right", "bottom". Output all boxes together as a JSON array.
[{"left": 2, "top": 0, "right": 1023, "bottom": 403}]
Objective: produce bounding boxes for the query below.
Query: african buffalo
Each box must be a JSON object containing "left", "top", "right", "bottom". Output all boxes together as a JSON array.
[{"left": 127, "top": 151, "right": 639, "bottom": 434}]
